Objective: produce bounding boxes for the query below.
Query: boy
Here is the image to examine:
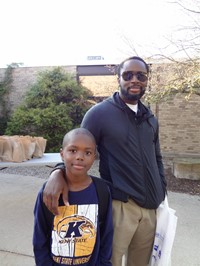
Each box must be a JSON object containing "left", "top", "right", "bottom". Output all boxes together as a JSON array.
[{"left": 33, "top": 128, "right": 113, "bottom": 266}]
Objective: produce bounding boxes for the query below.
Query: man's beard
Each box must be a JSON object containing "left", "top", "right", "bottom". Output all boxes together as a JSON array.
[{"left": 120, "top": 86, "right": 146, "bottom": 101}]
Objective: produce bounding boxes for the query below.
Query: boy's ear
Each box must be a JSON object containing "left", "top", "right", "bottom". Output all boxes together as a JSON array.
[{"left": 60, "top": 148, "right": 64, "bottom": 161}]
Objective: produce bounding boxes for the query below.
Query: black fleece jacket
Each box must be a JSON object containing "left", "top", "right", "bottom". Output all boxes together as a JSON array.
[{"left": 81, "top": 92, "right": 167, "bottom": 209}]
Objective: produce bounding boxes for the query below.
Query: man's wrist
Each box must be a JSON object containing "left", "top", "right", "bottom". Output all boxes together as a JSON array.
[{"left": 50, "top": 163, "right": 67, "bottom": 182}]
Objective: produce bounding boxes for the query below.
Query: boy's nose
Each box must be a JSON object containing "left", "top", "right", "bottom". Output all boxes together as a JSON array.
[{"left": 76, "top": 152, "right": 84, "bottom": 160}]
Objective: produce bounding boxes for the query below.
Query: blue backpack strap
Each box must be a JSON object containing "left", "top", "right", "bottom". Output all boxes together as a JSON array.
[{"left": 91, "top": 176, "right": 110, "bottom": 237}]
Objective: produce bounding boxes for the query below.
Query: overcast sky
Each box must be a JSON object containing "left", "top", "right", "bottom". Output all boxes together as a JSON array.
[{"left": 0, "top": 0, "right": 196, "bottom": 67}]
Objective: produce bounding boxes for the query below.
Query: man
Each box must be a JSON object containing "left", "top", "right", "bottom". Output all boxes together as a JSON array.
[{"left": 43, "top": 56, "right": 167, "bottom": 266}]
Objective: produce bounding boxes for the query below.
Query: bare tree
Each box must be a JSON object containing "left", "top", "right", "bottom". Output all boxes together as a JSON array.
[
  {"left": 143, "top": 0, "right": 200, "bottom": 103},
  {"left": 165, "top": 0, "right": 200, "bottom": 58}
]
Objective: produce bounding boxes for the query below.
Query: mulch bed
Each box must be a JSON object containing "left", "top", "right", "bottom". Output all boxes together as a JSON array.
[{"left": 165, "top": 167, "right": 200, "bottom": 196}]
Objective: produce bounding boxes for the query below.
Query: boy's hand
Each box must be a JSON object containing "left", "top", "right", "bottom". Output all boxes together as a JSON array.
[{"left": 43, "top": 169, "right": 69, "bottom": 215}]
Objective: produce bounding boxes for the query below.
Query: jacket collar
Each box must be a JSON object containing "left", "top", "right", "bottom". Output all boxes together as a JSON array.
[{"left": 109, "top": 92, "right": 151, "bottom": 117}]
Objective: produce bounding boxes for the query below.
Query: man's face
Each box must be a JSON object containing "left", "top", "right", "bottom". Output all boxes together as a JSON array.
[{"left": 118, "top": 59, "right": 148, "bottom": 104}]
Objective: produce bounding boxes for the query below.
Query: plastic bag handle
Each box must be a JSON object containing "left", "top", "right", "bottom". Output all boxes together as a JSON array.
[{"left": 163, "top": 196, "right": 169, "bottom": 208}]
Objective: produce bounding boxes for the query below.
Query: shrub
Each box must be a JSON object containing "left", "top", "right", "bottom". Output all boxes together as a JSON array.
[{"left": 5, "top": 67, "right": 93, "bottom": 152}]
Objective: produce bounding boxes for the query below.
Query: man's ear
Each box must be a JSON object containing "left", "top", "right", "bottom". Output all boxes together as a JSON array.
[{"left": 117, "top": 76, "right": 120, "bottom": 85}]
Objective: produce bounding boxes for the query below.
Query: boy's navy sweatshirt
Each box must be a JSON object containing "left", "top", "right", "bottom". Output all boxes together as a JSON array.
[{"left": 33, "top": 181, "right": 113, "bottom": 266}]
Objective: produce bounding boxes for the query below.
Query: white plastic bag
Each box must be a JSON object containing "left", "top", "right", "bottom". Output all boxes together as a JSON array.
[{"left": 149, "top": 196, "right": 178, "bottom": 266}]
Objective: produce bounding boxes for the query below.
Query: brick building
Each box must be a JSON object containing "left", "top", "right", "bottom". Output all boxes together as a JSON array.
[{"left": 0, "top": 65, "right": 200, "bottom": 162}]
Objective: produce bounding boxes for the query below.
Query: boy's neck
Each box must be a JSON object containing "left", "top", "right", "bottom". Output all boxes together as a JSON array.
[{"left": 66, "top": 174, "right": 92, "bottom": 191}]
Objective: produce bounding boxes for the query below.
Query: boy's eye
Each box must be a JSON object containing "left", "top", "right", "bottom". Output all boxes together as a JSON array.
[
  {"left": 69, "top": 149, "right": 76, "bottom": 153},
  {"left": 86, "top": 151, "right": 92, "bottom": 155}
]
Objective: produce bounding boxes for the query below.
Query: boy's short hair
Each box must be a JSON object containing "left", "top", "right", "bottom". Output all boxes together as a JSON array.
[{"left": 62, "top": 128, "right": 96, "bottom": 148}]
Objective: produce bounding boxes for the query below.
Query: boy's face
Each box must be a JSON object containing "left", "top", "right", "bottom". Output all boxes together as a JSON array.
[{"left": 60, "top": 133, "right": 96, "bottom": 177}]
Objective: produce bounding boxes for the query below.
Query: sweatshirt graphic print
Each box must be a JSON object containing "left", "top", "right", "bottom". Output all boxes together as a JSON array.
[{"left": 51, "top": 204, "right": 98, "bottom": 265}]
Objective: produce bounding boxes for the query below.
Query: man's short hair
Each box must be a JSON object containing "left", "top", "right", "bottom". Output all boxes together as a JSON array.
[{"left": 116, "top": 56, "right": 150, "bottom": 77}]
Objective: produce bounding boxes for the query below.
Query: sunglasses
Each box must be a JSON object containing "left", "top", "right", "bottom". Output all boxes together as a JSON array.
[{"left": 121, "top": 71, "right": 148, "bottom": 82}]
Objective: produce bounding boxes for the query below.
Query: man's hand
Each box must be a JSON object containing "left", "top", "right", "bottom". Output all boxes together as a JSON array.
[{"left": 43, "top": 169, "right": 69, "bottom": 215}]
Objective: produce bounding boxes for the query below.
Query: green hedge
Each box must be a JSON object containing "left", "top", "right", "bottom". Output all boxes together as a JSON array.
[{"left": 5, "top": 67, "right": 94, "bottom": 152}]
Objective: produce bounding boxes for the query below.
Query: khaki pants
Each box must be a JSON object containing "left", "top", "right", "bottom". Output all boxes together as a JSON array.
[{"left": 111, "top": 199, "right": 156, "bottom": 266}]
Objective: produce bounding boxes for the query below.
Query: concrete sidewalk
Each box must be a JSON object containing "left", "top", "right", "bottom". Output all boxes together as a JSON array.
[{"left": 0, "top": 173, "right": 200, "bottom": 266}]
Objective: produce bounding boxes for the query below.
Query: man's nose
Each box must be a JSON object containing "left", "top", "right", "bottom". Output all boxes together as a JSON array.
[{"left": 130, "top": 74, "right": 139, "bottom": 82}]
